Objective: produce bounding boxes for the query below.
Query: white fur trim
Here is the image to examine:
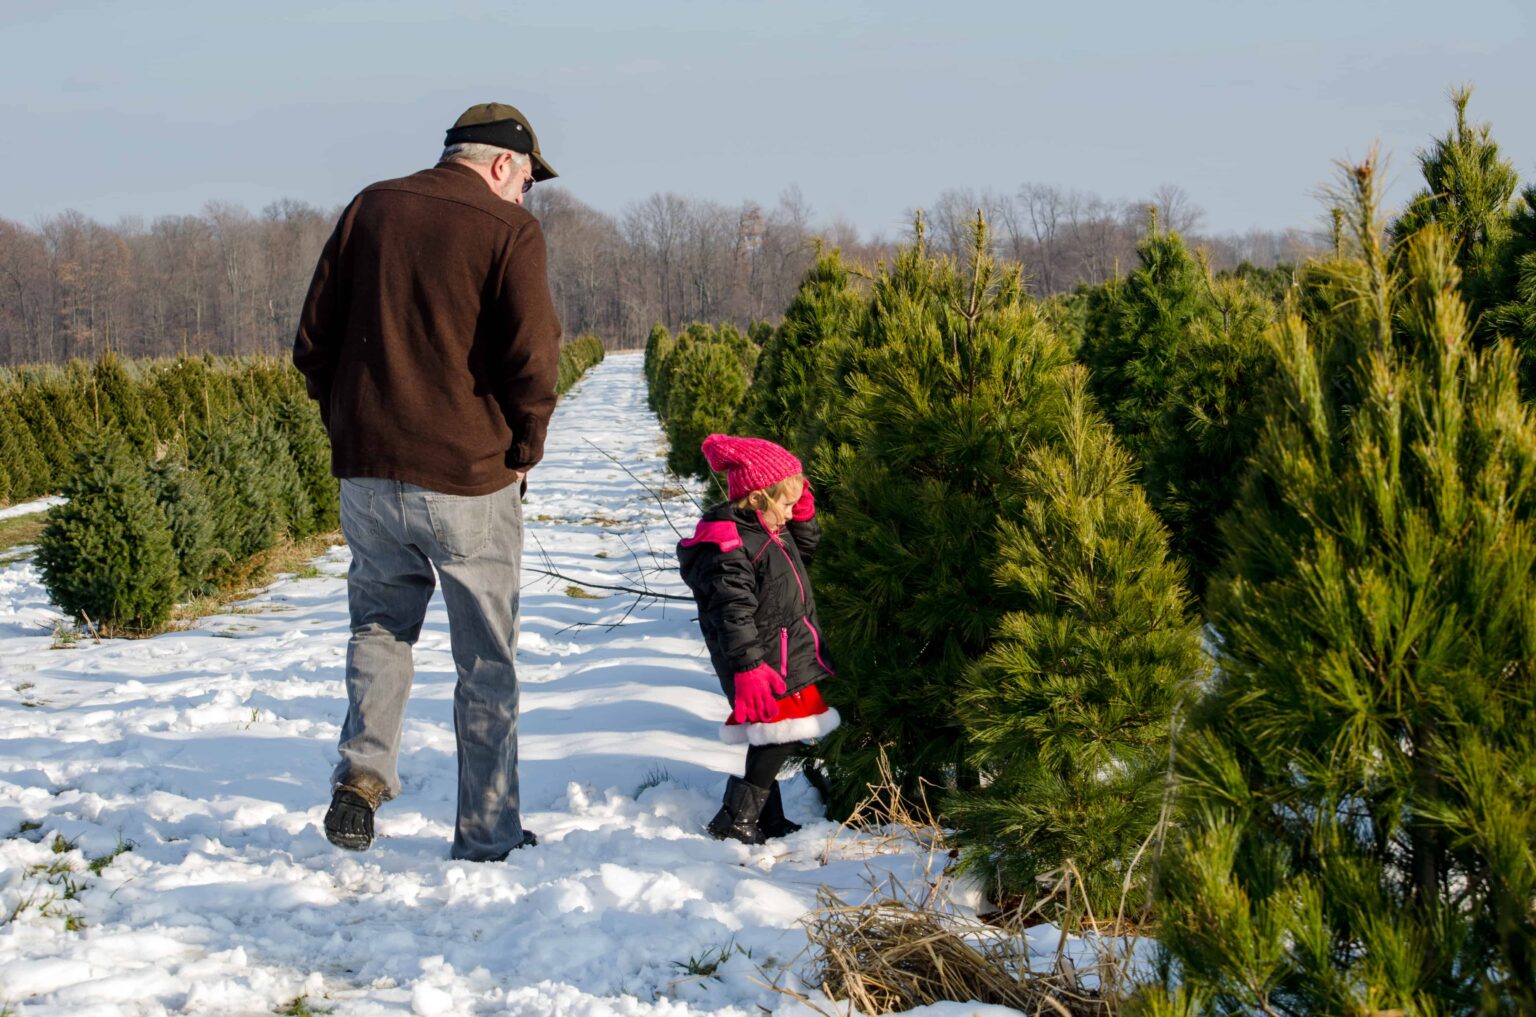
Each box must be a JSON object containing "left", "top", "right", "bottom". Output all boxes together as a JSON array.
[{"left": 719, "top": 707, "right": 841, "bottom": 746}]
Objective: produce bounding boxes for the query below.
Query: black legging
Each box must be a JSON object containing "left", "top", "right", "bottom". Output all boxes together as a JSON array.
[{"left": 743, "top": 742, "right": 797, "bottom": 790}]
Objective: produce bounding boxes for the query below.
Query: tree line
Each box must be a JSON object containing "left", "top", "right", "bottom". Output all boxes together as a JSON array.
[{"left": 0, "top": 180, "right": 1313, "bottom": 366}]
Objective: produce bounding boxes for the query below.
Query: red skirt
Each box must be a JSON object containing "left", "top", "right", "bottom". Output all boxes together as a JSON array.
[{"left": 721, "top": 683, "right": 842, "bottom": 746}]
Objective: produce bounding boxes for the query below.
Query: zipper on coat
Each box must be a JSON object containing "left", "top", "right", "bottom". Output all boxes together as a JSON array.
[
  {"left": 804, "top": 617, "right": 836, "bottom": 674},
  {"left": 779, "top": 627, "right": 789, "bottom": 677}
]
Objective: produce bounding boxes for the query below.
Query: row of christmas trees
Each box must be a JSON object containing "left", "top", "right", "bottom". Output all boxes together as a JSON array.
[
  {"left": 22, "top": 336, "right": 606, "bottom": 635},
  {"left": 644, "top": 320, "right": 766, "bottom": 481},
  {"left": 646, "top": 91, "right": 1536, "bottom": 1013}
]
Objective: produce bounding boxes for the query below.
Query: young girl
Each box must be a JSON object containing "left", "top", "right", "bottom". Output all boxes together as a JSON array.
[{"left": 677, "top": 433, "right": 840, "bottom": 844}]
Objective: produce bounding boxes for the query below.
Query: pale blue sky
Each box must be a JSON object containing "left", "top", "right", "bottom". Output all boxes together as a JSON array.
[{"left": 2, "top": 0, "right": 1532, "bottom": 237}]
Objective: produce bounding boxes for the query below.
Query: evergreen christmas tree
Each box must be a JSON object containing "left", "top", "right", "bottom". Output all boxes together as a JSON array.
[
  {"left": 45, "top": 366, "right": 98, "bottom": 453},
  {"left": 93, "top": 353, "right": 157, "bottom": 452},
  {"left": 713, "top": 322, "right": 760, "bottom": 379},
  {"left": 735, "top": 249, "right": 864, "bottom": 455},
  {"left": 1392, "top": 86, "right": 1519, "bottom": 342},
  {"left": 189, "top": 423, "right": 284, "bottom": 571},
  {"left": 1142, "top": 159, "right": 1536, "bottom": 1015},
  {"left": 947, "top": 368, "right": 1202, "bottom": 917},
  {"left": 137, "top": 366, "right": 181, "bottom": 450},
  {"left": 275, "top": 391, "right": 338, "bottom": 535},
  {"left": 810, "top": 217, "right": 1170, "bottom": 822},
  {"left": 147, "top": 448, "right": 216, "bottom": 599},
  {"left": 1078, "top": 226, "right": 1277, "bottom": 593},
  {"left": 148, "top": 360, "right": 197, "bottom": 438},
  {"left": 662, "top": 333, "right": 749, "bottom": 482},
  {"left": 15, "top": 372, "right": 72, "bottom": 486},
  {"left": 252, "top": 411, "right": 314, "bottom": 540},
  {"left": 643, "top": 323, "right": 675, "bottom": 414},
  {"left": 1490, "top": 184, "right": 1536, "bottom": 389},
  {"left": 36, "top": 437, "right": 179, "bottom": 633},
  {"left": 0, "top": 396, "right": 50, "bottom": 501}
]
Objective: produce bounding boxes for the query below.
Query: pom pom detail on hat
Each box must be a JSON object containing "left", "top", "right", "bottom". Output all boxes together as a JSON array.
[{"left": 700, "top": 434, "right": 803, "bottom": 502}]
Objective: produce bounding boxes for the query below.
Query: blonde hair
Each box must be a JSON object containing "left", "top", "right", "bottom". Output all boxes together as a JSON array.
[{"left": 732, "top": 473, "right": 804, "bottom": 510}]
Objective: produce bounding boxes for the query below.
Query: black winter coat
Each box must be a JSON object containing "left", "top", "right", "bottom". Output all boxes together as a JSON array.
[{"left": 677, "top": 503, "right": 836, "bottom": 703}]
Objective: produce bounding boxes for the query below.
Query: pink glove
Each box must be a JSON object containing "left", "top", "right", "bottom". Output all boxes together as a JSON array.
[
  {"left": 731, "top": 663, "right": 787, "bottom": 724},
  {"left": 790, "top": 483, "right": 815, "bottom": 522}
]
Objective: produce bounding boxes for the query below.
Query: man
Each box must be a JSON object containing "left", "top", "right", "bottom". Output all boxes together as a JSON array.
[{"left": 293, "top": 102, "right": 561, "bottom": 861}]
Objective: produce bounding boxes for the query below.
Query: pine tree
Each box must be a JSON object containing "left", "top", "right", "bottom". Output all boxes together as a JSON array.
[
  {"left": 810, "top": 217, "right": 1164, "bottom": 821},
  {"left": 1078, "top": 227, "right": 1278, "bottom": 594},
  {"left": 736, "top": 249, "right": 864, "bottom": 454},
  {"left": 643, "top": 323, "right": 675, "bottom": 414},
  {"left": 1392, "top": 85, "right": 1519, "bottom": 340},
  {"left": 35, "top": 437, "right": 179, "bottom": 633},
  {"left": 714, "top": 322, "right": 759, "bottom": 379},
  {"left": 0, "top": 396, "right": 50, "bottom": 502},
  {"left": 947, "top": 368, "right": 1202, "bottom": 917},
  {"left": 190, "top": 422, "right": 284, "bottom": 570},
  {"left": 252, "top": 411, "right": 314, "bottom": 540},
  {"left": 662, "top": 333, "right": 749, "bottom": 482},
  {"left": 556, "top": 334, "right": 606, "bottom": 396},
  {"left": 93, "top": 353, "right": 157, "bottom": 452},
  {"left": 1490, "top": 184, "right": 1536, "bottom": 390},
  {"left": 15, "top": 372, "right": 72, "bottom": 486},
  {"left": 275, "top": 391, "right": 337, "bottom": 535},
  {"left": 147, "top": 448, "right": 216, "bottom": 599},
  {"left": 1142, "top": 159, "right": 1536, "bottom": 1015},
  {"left": 45, "top": 367, "right": 97, "bottom": 452},
  {"left": 137, "top": 365, "right": 181, "bottom": 450}
]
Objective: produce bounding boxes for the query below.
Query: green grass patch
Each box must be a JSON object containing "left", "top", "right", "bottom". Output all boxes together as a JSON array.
[
  {"left": 0, "top": 512, "right": 47, "bottom": 556},
  {"left": 277, "top": 995, "right": 333, "bottom": 1016},
  {"left": 88, "top": 839, "right": 134, "bottom": 876},
  {"left": 672, "top": 938, "right": 747, "bottom": 979},
  {"left": 564, "top": 585, "right": 606, "bottom": 600}
]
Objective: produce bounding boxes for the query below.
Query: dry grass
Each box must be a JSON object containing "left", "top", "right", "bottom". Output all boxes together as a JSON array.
[
  {"left": 0, "top": 513, "right": 47, "bottom": 562},
  {"left": 766, "top": 751, "right": 1149, "bottom": 1017},
  {"left": 171, "top": 530, "right": 344, "bottom": 630},
  {"left": 801, "top": 884, "right": 1110, "bottom": 1016},
  {"left": 63, "top": 530, "right": 343, "bottom": 640}
]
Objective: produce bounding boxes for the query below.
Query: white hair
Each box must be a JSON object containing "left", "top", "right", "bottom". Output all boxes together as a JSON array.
[{"left": 440, "top": 142, "right": 531, "bottom": 171}]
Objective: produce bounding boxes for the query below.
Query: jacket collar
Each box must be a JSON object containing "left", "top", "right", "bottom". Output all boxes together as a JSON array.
[{"left": 704, "top": 502, "right": 782, "bottom": 540}]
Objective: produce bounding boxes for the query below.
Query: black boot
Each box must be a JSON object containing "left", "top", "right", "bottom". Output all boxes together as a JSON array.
[
  {"left": 482, "top": 829, "right": 539, "bottom": 861},
  {"left": 324, "top": 788, "right": 375, "bottom": 851},
  {"left": 758, "top": 781, "right": 802, "bottom": 839},
  {"left": 707, "top": 776, "right": 770, "bottom": 844}
]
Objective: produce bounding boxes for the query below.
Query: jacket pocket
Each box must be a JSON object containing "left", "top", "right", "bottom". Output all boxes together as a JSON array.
[{"left": 804, "top": 618, "right": 836, "bottom": 674}]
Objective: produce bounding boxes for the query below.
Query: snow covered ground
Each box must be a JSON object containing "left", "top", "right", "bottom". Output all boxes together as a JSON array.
[
  {"left": 0, "top": 497, "right": 65, "bottom": 522},
  {"left": 0, "top": 354, "right": 1061, "bottom": 1017}
]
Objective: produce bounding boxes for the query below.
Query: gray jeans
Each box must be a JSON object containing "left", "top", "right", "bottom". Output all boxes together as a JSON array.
[{"left": 333, "top": 476, "right": 525, "bottom": 861}]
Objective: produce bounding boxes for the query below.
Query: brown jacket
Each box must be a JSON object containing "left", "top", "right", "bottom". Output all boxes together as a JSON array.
[{"left": 293, "top": 161, "right": 561, "bottom": 496}]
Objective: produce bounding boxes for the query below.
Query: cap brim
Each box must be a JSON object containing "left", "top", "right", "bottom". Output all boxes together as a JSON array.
[{"left": 531, "top": 152, "right": 557, "bottom": 182}]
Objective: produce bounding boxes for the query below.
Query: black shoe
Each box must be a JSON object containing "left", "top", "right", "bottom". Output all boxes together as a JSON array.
[
  {"left": 324, "top": 789, "right": 375, "bottom": 851},
  {"left": 484, "top": 830, "right": 539, "bottom": 861},
  {"left": 707, "top": 776, "right": 770, "bottom": 845},
  {"left": 758, "top": 781, "right": 802, "bottom": 840}
]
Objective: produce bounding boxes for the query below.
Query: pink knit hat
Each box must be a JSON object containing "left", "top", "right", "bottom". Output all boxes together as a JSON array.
[{"left": 700, "top": 434, "right": 803, "bottom": 501}]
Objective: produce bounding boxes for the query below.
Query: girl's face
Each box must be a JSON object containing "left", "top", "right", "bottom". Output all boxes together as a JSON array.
[{"left": 753, "top": 476, "right": 804, "bottom": 531}]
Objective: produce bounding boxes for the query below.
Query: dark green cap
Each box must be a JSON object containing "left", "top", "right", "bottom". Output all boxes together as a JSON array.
[{"left": 444, "top": 102, "right": 557, "bottom": 181}]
